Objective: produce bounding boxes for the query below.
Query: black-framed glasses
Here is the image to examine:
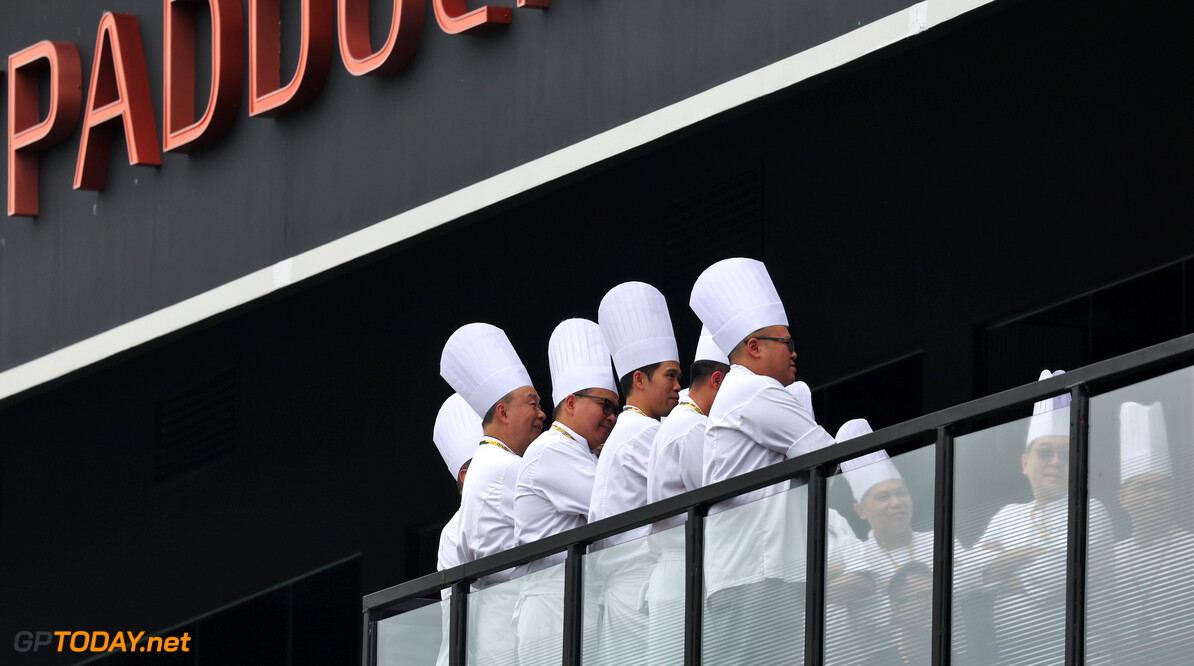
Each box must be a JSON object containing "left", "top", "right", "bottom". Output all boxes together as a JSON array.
[
  {"left": 574, "top": 393, "right": 619, "bottom": 416},
  {"left": 754, "top": 336, "right": 797, "bottom": 354}
]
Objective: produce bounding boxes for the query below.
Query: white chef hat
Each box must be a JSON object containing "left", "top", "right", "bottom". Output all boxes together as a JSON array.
[
  {"left": 835, "top": 419, "right": 903, "bottom": 503},
  {"left": 1026, "top": 369, "right": 1072, "bottom": 449},
  {"left": 440, "top": 323, "right": 534, "bottom": 418},
  {"left": 786, "top": 380, "right": 814, "bottom": 419},
  {"left": 689, "top": 258, "right": 788, "bottom": 356},
  {"left": 694, "top": 325, "right": 730, "bottom": 365},
  {"left": 549, "top": 318, "right": 618, "bottom": 408},
  {"left": 598, "top": 282, "right": 679, "bottom": 380},
  {"left": 1119, "top": 401, "right": 1172, "bottom": 483},
  {"left": 433, "top": 393, "right": 482, "bottom": 479}
]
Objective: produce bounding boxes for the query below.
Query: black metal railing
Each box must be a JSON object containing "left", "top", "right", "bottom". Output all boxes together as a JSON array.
[{"left": 363, "top": 332, "right": 1194, "bottom": 666}]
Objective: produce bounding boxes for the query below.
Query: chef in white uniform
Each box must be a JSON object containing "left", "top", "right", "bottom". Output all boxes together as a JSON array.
[
  {"left": 512, "top": 318, "right": 618, "bottom": 664},
  {"left": 432, "top": 393, "right": 483, "bottom": 666},
  {"left": 642, "top": 326, "right": 730, "bottom": 662},
  {"left": 971, "top": 369, "right": 1113, "bottom": 666},
  {"left": 688, "top": 257, "right": 836, "bottom": 664},
  {"left": 1101, "top": 401, "right": 1194, "bottom": 664},
  {"left": 588, "top": 281, "right": 682, "bottom": 662},
  {"left": 831, "top": 419, "right": 976, "bottom": 663},
  {"left": 440, "top": 323, "right": 546, "bottom": 666}
]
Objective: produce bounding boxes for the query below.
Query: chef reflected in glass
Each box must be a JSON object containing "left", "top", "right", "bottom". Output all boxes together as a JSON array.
[{"left": 1102, "top": 401, "right": 1194, "bottom": 665}]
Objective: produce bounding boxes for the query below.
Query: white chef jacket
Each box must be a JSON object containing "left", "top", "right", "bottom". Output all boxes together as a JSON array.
[
  {"left": 457, "top": 438, "right": 522, "bottom": 663},
  {"left": 437, "top": 509, "right": 463, "bottom": 600},
  {"left": 643, "top": 399, "right": 707, "bottom": 559},
  {"left": 970, "top": 497, "right": 1113, "bottom": 665},
  {"left": 702, "top": 364, "right": 835, "bottom": 595},
  {"left": 434, "top": 509, "right": 462, "bottom": 666},
  {"left": 589, "top": 407, "right": 661, "bottom": 552},
  {"left": 514, "top": 422, "right": 598, "bottom": 572},
  {"left": 1103, "top": 528, "right": 1194, "bottom": 664}
]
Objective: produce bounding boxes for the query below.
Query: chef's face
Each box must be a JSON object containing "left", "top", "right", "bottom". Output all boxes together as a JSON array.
[
  {"left": 890, "top": 571, "right": 933, "bottom": 631},
  {"left": 639, "top": 361, "right": 682, "bottom": 418},
  {"left": 854, "top": 478, "right": 913, "bottom": 535},
  {"left": 571, "top": 388, "right": 619, "bottom": 450},
  {"left": 505, "top": 386, "right": 546, "bottom": 453},
  {"left": 1118, "top": 472, "right": 1175, "bottom": 534},
  {"left": 752, "top": 325, "right": 797, "bottom": 386},
  {"left": 1022, "top": 436, "right": 1070, "bottom": 502}
]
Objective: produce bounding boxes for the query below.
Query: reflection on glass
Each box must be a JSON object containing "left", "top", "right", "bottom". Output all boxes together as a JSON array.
[
  {"left": 511, "top": 560, "right": 566, "bottom": 666},
  {"left": 643, "top": 523, "right": 687, "bottom": 665},
  {"left": 955, "top": 377, "right": 1113, "bottom": 666},
  {"left": 703, "top": 482, "right": 807, "bottom": 665},
  {"left": 1088, "top": 367, "right": 1194, "bottom": 665},
  {"left": 583, "top": 529, "right": 655, "bottom": 665},
  {"left": 825, "top": 445, "right": 952, "bottom": 665},
  {"left": 378, "top": 599, "right": 447, "bottom": 666}
]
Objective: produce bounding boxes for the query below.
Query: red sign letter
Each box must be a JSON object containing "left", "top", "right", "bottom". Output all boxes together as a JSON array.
[
  {"left": 338, "top": 0, "right": 424, "bottom": 76},
  {"left": 249, "top": 0, "right": 334, "bottom": 117},
  {"left": 164, "top": 0, "right": 244, "bottom": 152},
  {"left": 74, "top": 13, "right": 162, "bottom": 191},
  {"left": 431, "top": 0, "right": 512, "bottom": 36},
  {"left": 7, "top": 42, "right": 82, "bottom": 216}
]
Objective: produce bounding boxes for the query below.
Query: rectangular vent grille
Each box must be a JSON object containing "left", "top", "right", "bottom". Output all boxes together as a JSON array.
[
  {"left": 153, "top": 368, "right": 238, "bottom": 483},
  {"left": 661, "top": 169, "right": 764, "bottom": 296}
]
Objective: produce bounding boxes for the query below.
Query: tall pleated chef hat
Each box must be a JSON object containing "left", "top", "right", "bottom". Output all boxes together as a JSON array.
[
  {"left": 694, "top": 325, "right": 730, "bottom": 365},
  {"left": 440, "top": 323, "right": 534, "bottom": 418},
  {"left": 786, "top": 380, "right": 814, "bottom": 418},
  {"left": 433, "top": 393, "right": 483, "bottom": 479},
  {"left": 689, "top": 258, "right": 788, "bottom": 356},
  {"left": 835, "top": 418, "right": 903, "bottom": 503},
  {"left": 598, "top": 282, "right": 679, "bottom": 380},
  {"left": 1119, "top": 401, "right": 1172, "bottom": 483},
  {"left": 1026, "top": 369, "right": 1072, "bottom": 449},
  {"left": 549, "top": 318, "right": 618, "bottom": 408}
]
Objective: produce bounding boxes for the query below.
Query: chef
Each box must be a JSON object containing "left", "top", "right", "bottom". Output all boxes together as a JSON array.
[
  {"left": 642, "top": 326, "right": 730, "bottom": 661},
  {"left": 432, "top": 393, "right": 482, "bottom": 666},
  {"left": 688, "top": 257, "right": 836, "bottom": 664},
  {"left": 972, "top": 369, "right": 1113, "bottom": 666},
  {"left": 588, "top": 281, "right": 682, "bottom": 661},
  {"left": 440, "top": 322, "right": 546, "bottom": 664},
  {"left": 1104, "top": 401, "right": 1194, "bottom": 664},
  {"left": 512, "top": 318, "right": 618, "bottom": 664}
]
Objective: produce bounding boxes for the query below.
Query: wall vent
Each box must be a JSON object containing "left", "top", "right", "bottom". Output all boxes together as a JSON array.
[{"left": 153, "top": 368, "right": 238, "bottom": 483}]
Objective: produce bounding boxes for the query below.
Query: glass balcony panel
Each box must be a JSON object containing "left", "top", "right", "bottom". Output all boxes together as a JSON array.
[
  {"left": 825, "top": 444, "right": 939, "bottom": 665},
  {"left": 1087, "top": 365, "right": 1194, "bottom": 664},
  {"left": 702, "top": 482, "right": 807, "bottom": 665},
  {"left": 581, "top": 527, "right": 655, "bottom": 665},
  {"left": 377, "top": 598, "right": 448, "bottom": 666},
  {"left": 954, "top": 407, "right": 1071, "bottom": 665},
  {"left": 464, "top": 560, "right": 566, "bottom": 666}
]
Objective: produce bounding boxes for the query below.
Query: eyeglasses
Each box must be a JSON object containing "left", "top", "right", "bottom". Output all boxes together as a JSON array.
[
  {"left": 754, "top": 336, "right": 797, "bottom": 354},
  {"left": 574, "top": 393, "right": 619, "bottom": 416},
  {"left": 1032, "top": 447, "right": 1070, "bottom": 463}
]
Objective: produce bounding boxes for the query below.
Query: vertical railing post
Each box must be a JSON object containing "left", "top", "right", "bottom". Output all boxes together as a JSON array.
[
  {"left": 684, "top": 504, "right": 707, "bottom": 666},
  {"left": 362, "top": 609, "right": 375, "bottom": 666},
  {"left": 804, "top": 466, "right": 827, "bottom": 666},
  {"left": 563, "top": 544, "right": 586, "bottom": 666},
  {"left": 931, "top": 425, "right": 955, "bottom": 666},
  {"left": 1064, "top": 384, "right": 1091, "bottom": 665},
  {"left": 449, "top": 580, "right": 470, "bottom": 666}
]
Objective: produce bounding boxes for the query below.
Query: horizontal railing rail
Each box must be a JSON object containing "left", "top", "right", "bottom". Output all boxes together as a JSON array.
[{"left": 364, "top": 331, "right": 1194, "bottom": 665}]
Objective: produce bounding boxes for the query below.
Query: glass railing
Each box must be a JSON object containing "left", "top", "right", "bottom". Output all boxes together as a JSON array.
[{"left": 363, "top": 333, "right": 1194, "bottom": 665}]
